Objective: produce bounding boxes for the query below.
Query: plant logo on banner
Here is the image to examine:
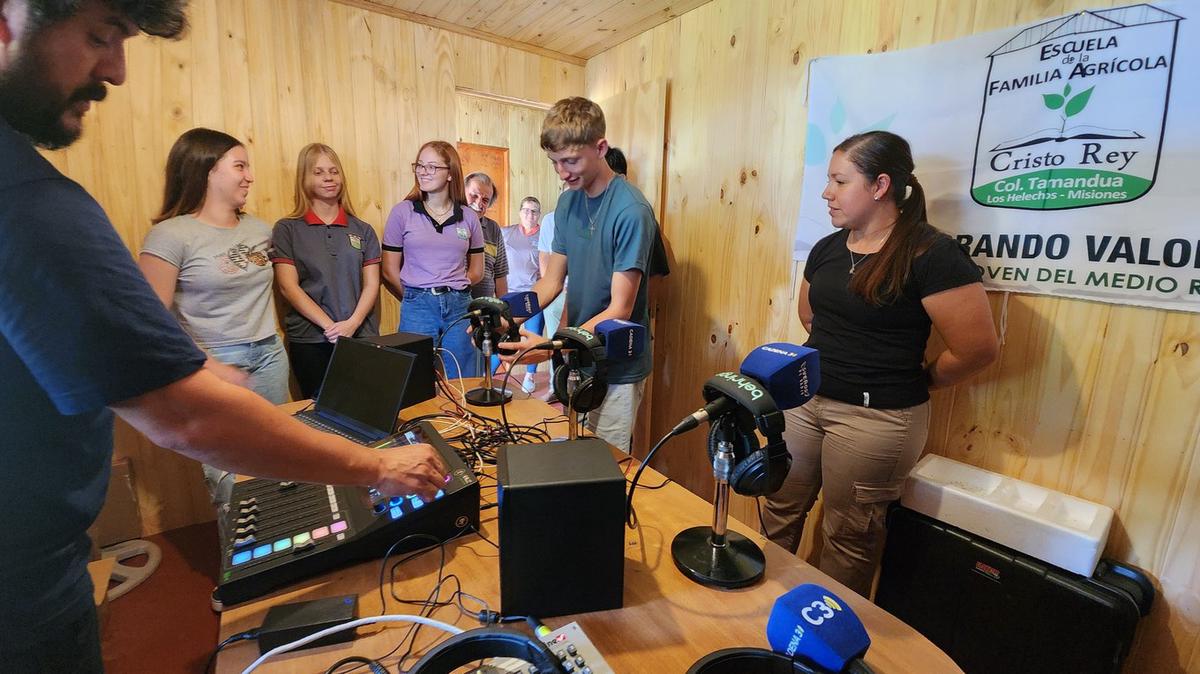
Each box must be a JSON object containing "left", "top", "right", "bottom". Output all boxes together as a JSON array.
[{"left": 971, "top": 5, "right": 1183, "bottom": 210}]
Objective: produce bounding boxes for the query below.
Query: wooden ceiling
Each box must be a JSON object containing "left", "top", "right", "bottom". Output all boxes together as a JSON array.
[{"left": 335, "top": 0, "right": 713, "bottom": 64}]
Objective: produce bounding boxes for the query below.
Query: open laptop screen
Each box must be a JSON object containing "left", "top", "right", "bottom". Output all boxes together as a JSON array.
[{"left": 314, "top": 337, "right": 415, "bottom": 435}]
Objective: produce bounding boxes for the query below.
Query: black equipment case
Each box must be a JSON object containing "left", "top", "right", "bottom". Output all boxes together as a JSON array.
[{"left": 875, "top": 506, "right": 1153, "bottom": 674}]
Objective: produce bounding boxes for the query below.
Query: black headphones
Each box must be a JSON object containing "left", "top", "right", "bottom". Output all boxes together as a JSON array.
[
  {"left": 408, "top": 626, "right": 566, "bottom": 673},
  {"left": 468, "top": 297, "right": 513, "bottom": 352},
  {"left": 705, "top": 402, "right": 790, "bottom": 497},
  {"left": 549, "top": 327, "right": 609, "bottom": 414},
  {"left": 688, "top": 647, "right": 854, "bottom": 674}
]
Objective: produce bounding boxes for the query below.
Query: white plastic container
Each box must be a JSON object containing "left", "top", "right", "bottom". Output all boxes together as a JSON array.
[{"left": 900, "top": 454, "right": 1114, "bottom": 576}]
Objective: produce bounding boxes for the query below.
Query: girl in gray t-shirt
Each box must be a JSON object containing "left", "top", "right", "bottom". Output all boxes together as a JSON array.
[{"left": 138, "top": 128, "right": 289, "bottom": 534}]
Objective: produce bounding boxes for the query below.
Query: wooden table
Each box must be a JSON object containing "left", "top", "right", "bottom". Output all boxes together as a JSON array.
[{"left": 216, "top": 384, "right": 961, "bottom": 673}]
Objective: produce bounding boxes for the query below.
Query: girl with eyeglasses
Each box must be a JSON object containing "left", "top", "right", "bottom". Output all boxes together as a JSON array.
[{"left": 381, "top": 141, "right": 484, "bottom": 379}]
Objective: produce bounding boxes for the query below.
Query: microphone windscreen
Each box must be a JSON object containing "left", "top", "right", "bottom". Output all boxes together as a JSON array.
[
  {"left": 500, "top": 291, "right": 541, "bottom": 319},
  {"left": 595, "top": 319, "right": 646, "bottom": 360},
  {"left": 739, "top": 343, "right": 819, "bottom": 410},
  {"left": 766, "top": 584, "right": 870, "bottom": 672}
]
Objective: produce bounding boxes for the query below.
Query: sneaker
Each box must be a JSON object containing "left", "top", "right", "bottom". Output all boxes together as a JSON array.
[{"left": 521, "top": 373, "right": 537, "bottom": 394}]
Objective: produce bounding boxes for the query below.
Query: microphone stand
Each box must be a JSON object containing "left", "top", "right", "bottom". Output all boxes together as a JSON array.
[
  {"left": 465, "top": 317, "right": 512, "bottom": 406},
  {"left": 565, "top": 352, "right": 582, "bottom": 439},
  {"left": 671, "top": 434, "right": 766, "bottom": 589}
]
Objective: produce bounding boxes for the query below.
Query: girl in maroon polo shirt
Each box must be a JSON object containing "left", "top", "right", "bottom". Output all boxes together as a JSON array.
[{"left": 271, "top": 144, "right": 382, "bottom": 398}]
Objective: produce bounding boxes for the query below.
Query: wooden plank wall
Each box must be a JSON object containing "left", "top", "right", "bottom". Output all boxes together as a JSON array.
[
  {"left": 586, "top": 1, "right": 1200, "bottom": 672},
  {"left": 595, "top": 80, "right": 670, "bottom": 472},
  {"left": 42, "top": 0, "right": 582, "bottom": 536},
  {"left": 454, "top": 94, "right": 562, "bottom": 226}
]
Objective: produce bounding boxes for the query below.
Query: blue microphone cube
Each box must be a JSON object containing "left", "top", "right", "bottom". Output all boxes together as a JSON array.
[
  {"left": 766, "top": 583, "right": 870, "bottom": 672},
  {"left": 501, "top": 290, "right": 541, "bottom": 318},
  {"left": 739, "top": 343, "right": 820, "bottom": 411},
  {"left": 596, "top": 318, "right": 646, "bottom": 360}
]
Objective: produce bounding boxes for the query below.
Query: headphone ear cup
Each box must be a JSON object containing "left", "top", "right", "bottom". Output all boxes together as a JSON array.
[
  {"left": 552, "top": 364, "right": 569, "bottom": 403},
  {"left": 730, "top": 436, "right": 791, "bottom": 497},
  {"left": 553, "top": 365, "right": 607, "bottom": 413},
  {"left": 729, "top": 449, "right": 768, "bottom": 496},
  {"left": 728, "top": 431, "right": 771, "bottom": 497},
  {"left": 571, "top": 371, "right": 607, "bottom": 413},
  {"left": 762, "top": 438, "right": 792, "bottom": 494}
]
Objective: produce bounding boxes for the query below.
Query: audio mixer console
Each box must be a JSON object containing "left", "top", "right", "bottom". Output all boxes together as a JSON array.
[{"left": 214, "top": 422, "right": 479, "bottom": 607}]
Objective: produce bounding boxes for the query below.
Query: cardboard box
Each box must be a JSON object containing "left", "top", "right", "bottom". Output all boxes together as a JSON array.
[{"left": 88, "top": 458, "right": 143, "bottom": 547}]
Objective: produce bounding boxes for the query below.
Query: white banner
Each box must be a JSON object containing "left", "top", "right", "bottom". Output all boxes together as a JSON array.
[{"left": 794, "top": 3, "right": 1199, "bottom": 313}]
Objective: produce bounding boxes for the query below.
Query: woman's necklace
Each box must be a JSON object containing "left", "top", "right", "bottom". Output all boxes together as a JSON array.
[
  {"left": 849, "top": 250, "right": 870, "bottom": 275},
  {"left": 425, "top": 199, "right": 452, "bottom": 220},
  {"left": 847, "top": 224, "right": 894, "bottom": 275}
]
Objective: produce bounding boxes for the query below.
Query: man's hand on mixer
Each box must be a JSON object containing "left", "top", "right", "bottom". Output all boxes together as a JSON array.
[{"left": 373, "top": 444, "right": 449, "bottom": 501}]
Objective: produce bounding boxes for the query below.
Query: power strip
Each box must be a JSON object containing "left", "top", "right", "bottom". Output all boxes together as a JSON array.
[{"left": 471, "top": 621, "right": 613, "bottom": 674}]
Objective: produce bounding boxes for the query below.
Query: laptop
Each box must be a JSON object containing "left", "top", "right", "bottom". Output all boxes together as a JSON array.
[{"left": 293, "top": 337, "right": 416, "bottom": 444}]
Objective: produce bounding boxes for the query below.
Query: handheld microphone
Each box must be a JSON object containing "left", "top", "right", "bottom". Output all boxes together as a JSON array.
[
  {"left": 497, "top": 291, "right": 541, "bottom": 351},
  {"left": 739, "top": 343, "right": 820, "bottom": 411},
  {"left": 766, "top": 584, "right": 872, "bottom": 673},
  {"left": 535, "top": 323, "right": 646, "bottom": 361},
  {"left": 671, "top": 343, "right": 816, "bottom": 436},
  {"left": 500, "top": 291, "right": 540, "bottom": 319},
  {"left": 594, "top": 319, "right": 646, "bottom": 361}
]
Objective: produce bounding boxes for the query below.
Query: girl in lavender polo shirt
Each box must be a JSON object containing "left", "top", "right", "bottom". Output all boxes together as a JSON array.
[{"left": 381, "top": 141, "right": 484, "bottom": 379}]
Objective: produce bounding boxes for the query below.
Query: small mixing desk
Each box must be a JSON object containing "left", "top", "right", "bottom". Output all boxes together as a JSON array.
[{"left": 215, "top": 381, "right": 961, "bottom": 673}]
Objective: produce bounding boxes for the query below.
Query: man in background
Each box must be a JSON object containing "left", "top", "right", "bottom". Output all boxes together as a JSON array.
[{"left": 465, "top": 171, "right": 508, "bottom": 300}]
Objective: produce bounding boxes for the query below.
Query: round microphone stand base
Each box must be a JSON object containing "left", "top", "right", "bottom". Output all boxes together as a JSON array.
[
  {"left": 464, "top": 386, "right": 513, "bottom": 406},
  {"left": 671, "top": 526, "right": 765, "bottom": 589}
]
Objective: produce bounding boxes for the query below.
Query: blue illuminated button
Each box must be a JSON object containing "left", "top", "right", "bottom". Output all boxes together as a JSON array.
[
  {"left": 390, "top": 506, "right": 403, "bottom": 520},
  {"left": 231, "top": 550, "right": 252, "bottom": 565},
  {"left": 273, "top": 538, "right": 292, "bottom": 552},
  {"left": 389, "top": 497, "right": 403, "bottom": 506},
  {"left": 252, "top": 544, "right": 272, "bottom": 559},
  {"left": 435, "top": 489, "right": 445, "bottom": 499},
  {"left": 409, "top": 496, "right": 423, "bottom": 510}
]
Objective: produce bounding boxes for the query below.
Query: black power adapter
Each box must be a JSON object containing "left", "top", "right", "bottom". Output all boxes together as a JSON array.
[{"left": 257, "top": 594, "right": 359, "bottom": 655}]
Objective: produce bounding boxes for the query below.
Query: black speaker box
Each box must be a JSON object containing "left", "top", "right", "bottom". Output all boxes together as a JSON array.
[
  {"left": 497, "top": 438, "right": 626, "bottom": 618},
  {"left": 876, "top": 506, "right": 1153, "bottom": 674},
  {"left": 360, "top": 332, "right": 436, "bottom": 409}
]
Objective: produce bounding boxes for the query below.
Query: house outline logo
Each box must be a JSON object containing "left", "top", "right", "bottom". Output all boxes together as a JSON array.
[{"left": 971, "top": 4, "right": 1183, "bottom": 211}]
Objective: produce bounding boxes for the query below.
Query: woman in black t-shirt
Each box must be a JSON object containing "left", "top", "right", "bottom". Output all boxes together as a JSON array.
[{"left": 762, "top": 131, "right": 998, "bottom": 597}]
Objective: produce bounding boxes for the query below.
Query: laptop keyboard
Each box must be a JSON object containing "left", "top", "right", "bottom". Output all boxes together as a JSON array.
[{"left": 294, "top": 412, "right": 370, "bottom": 443}]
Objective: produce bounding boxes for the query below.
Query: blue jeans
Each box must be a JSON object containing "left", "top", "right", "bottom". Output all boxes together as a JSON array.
[
  {"left": 400, "top": 287, "right": 477, "bottom": 379},
  {"left": 490, "top": 311, "right": 543, "bottom": 375},
  {"left": 208, "top": 334, "right": 291, "bottom": 404},
  {"left": 204, "top": 334, "right": 290, "bottom": 535}
]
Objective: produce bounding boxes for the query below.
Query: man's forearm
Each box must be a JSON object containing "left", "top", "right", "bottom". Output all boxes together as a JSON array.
[
  {"left": 531, "top": 276, "right": 563, "bottom": 318},
  {"left": 579, "top": 304, "right": 633, "bottom": 333}
]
